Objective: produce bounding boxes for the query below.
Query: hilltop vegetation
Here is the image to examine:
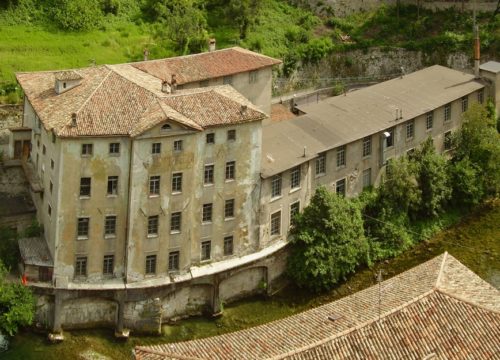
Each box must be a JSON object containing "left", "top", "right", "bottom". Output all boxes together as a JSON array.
[{"left": 0, "top": 0, "right": 498, "bottom": 103}]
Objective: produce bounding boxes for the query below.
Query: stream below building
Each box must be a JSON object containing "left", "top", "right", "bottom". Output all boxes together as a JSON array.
[{"left": 3, "top": 200, "right": 499, "bottom": 360}]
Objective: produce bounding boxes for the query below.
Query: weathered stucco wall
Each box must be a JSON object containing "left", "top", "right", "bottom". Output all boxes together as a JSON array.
[{"left": 61, "top": 297, "right": 117, "bottom": 329}]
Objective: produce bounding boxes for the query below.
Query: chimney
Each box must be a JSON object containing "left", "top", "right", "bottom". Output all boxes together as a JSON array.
[
  {"left": 208, "top": 38, "right": 216, "bottom": 52},
  {"left": 399, "top": 109, "right": 403, "bottom": 119},
  {"left": 161, "top": 80, "right": 170, "bottom": 94},
  {"left": 171, "top": 74, "right": 177, "bottom": 93},
  {"left": 143, "top": 48, "right": 149, "bottom": 61},
  {"left": 240, "top": 104, "right": 248, "bottom": 114},
  {"left": 395, "top": 108, "right": 399, "bottom": 121},
  {"left": 71, "top": 113, "right": 77, "bottom": 127},
  {"left": 474, "top": 25, "right": 480, "bottom": 78}
]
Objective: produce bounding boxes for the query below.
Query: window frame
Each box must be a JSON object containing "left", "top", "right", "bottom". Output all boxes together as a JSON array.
[
  {"left": 444, "top": 103, "right": 452, "bottom": 122},
  {"left": 147, "top": 215, "right": 159, "bottom": 236},
  {"left": 336, "top": 178, "right": 346, "bottom": 196},
  {"left": 478, "top": 89, "right": 484, "bottom": 104},
  {"left": 170, "top": 211, "right": 182, "bottom": 233},
  {"left": 227, "top": 129, "right": 236, "bottom": 141},
  {"left": 223, "top": 235, "right": 234, "bottom": 256},
  {"left": 362, "top": 168, "right": 372, "bottom": 189},
  {"left": 75, "top": 256, "right": 87, "bottom": 277},
  {"left": 224, "top": 199, "right": 235, "bottom": 219},
  {"left": 316, "top": 152, "right": 326, "bottom": 175},
  {"left": 104, "top": 215, "right": 117, "bottom": 237},
  {"left": 406, "top": 119, "right": 415, "bottom": 140},
  {"left": 149, "top": 175, "right": 160, "bottom": 196},
  {"left": 225, "top": 161, "right": 236, "bottom": 181},
  {"left": 168, "top": 251, "right": 180, "bottom": 271},
  {"left": 77, "top": 217, "right": 90, "bottom": 239},
  {"left": 271, "top": 174, "right": 282, "bottom": 198},
  {"left": 109, "top": 142, "right": 120, "bottom": 155},
  {"left": 173, "top": 140, "right": 183, "bottom": 152},
  {"left": 79, "top": 177, "right": 91, "bottom": 197},
  {"left": 289, "top": 201, "right": 300, "bottom": 227},
  {"left": 444, "top": 131, "right": 453, "bottom": 151},
  {"left": 151, "top": 142, "right": 161, "bottom": 155},
  {"left": 206, "top": 133, "right": 215, "bottom": 144},
  {"left": 145, "top": 254, "right": 157, "bottom": 275},
  {"left": 290, "top": 166, "right": 301, "bottom": 189},
  {"left": 336, "top": 145, "right": 346, "bottom": 168},
  {"left": 172, "top": 172, "right": 183, "bottom": 193},
  {"left": 202, "top": 203, "right": 213, "bottom": 223},
  {"left": 270, "top": 211, "right": 281, "bottom": 236},
  {"left": 426, "top": 111, "right": 434, "bottom": 131},
  {"left": 103, "top": 255, "right": 114, "bottom": 276},
  {"left": 201, "top": 241, "right": 211, "bottom": 261},
  {"left": 81, "top": 144, "right": 93, "bottom": 157},
  {"left": 461, "top": 96, "right": 468, "bottom": 113},
  {"left": 204, "top": 164, "right": 214, "bottom": 185},
  {"left": 107, "top": 176, "right": 118, "bottom": 196},
  {"left": 362, "top": 136, "right": 372, "bottom": 157}
]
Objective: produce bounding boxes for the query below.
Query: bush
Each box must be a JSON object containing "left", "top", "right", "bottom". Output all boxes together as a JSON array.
[
  {"left": 52, "top": 0, "right": 103, "bottom": 31},
  {"left": 287, "top": 187, "right": 369, "bottom": 292},
  {"left": 0, "top": 260, "right": 35, "bottom": 336},
  {"left": 0, "top": 227, "right": 19, "bottom": 270}
]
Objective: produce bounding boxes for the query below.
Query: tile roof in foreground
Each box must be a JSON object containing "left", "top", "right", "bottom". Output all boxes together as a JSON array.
[
  {"left": 134, "top": 253, "right": 500, "bottom": 360},
  {"left": 16, "top": 55, "right": 268, "bottom": 138},
  {"left": 261, "top": 65, "right": 484, "bottom": 178},
  {"left": 132, "top": 47, "right": 282, "bottom": 84}
]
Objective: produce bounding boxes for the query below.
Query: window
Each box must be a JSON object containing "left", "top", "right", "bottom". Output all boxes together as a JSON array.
[
  {"left": 290, "top": 166, "right": 301, "bottom": 189},
  {"left": 107, "top": 176, "right": 118, "bottom": 195},
  {"left": 81, "top": 144, "right": 93, "bottom": 156},
  {"left": 170, "top": 212, "right": 181, "bottom": 232},
  {"left": 206, "top": 133, "right": 215, "bottom": 144},
  {"left": 336, "top": 178, "right": 346, "bottom": 196},
  {"left": 148, "top": 215, "right": 159, "bottom": 236},
  {"left": 37, "top": 139, "right": 40, "bottom": 148},
  {"left": 444, "top": 131, "right": 452, "bottom": 150},
  {"left": 103, "top": 255, "right": 114, "bottom": 275},
  {"left": 109, "top": 143, "right": 120, "bottom": 155},
  {"left": 426, "top": 112, "right": 434, "bottom": 130},
  {"left": 444, "top": 103, "right": 451, "bottom": 122},
  {"left": 173, "top": 140, "right": 183, "bottom": 152},
  {"left": 145, "top": 255, "right": 156, "bottom": 274},
  {"left": 225, "top": 199, "right": 235, "bottom": 219},
  {"left": 362, "top": 136, "right": 372, "bottom": 157},
  {"left": 75, "top": 257, "right": 87, "bottom": 277},
  {"left": 249, "top": 70, "right": 258, "bottom": 84},
  {"left": 316, "top": 152, "right": 326, "bottom": 175},
  {"left": 201, "top": 241, "right": 211, "bottom": 261},
  {"left": 385, "top": 128, "right": 394, "bottom": 148},
  {"left": 172, "top": 172, "right": 182, "bottom": 193},
  {"left": 270, "top": 211, "right": 281, "bottom": 236},
  {"left": 49, "top": 181, "right": 53, "bottom": 194},
  {"left": 362, "top": 168, "right": 371, "bottom": 188},
  {"left": 224, "top": 236, "right": 234, "bottom": 256},
  {"left": 478, "top": 89, "right": 484, "bottom": 104},
  {"left": 149, "top": 175, "right": 160, "bottom": 195},
  {"left": 461, "top": 96, "right": 468, "bottom": 112},
  {"left": 104, "top": 216, "right": 116, "bottom": 236},
  {"left": 227, "top": 129, "right": 236, "bottom": 141},
  {"left": 48, "top": 204, "right": 51, "bottom": 216},
  {"left": 204, "top": 164, "right": 214, "bottom": 185},
  {"left": 223, "top": 75, "right": 233, "bottom": 85},
  {"left": 51, "top": 159, "right": 54, "bottom": 170},
  {"left": 161, "top": 124, "right": 171, "bottom": 132},
  {"left": 42, "top": 145, "right": 46, "bottom": 155},
  {"left": 290, "top": 201, "right": 300, "bottom": 226},
  {"left": 225, "top": 161, "right": 235, "bottom": 180},
  {"left": 202, "top": 203, "right": 213, "bottom": 223},
  {"left": 152, "top": 142, "right": 161, "bottom": 154},
  {"left": 406, "top": 120, "right": 414, "bottom": 140},
  {"left": 80, "top": 177, "right": 91, "bottom": 197},
  {"left": 168, "top": 251, "right": 180, "bottom": 271},
  {"left": 336, "top": 145, "right": 346, "bottom": 167},
  {"left": 52, "top": 132, "right": 56, "bottom": 143},
  {"left": 271, "top": 174, "right": 282, "bottom": 198},
  {"left": 76, "top": 218, "right": 89, "bottom": 239}
]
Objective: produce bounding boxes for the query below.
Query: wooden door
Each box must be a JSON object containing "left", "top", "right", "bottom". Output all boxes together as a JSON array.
[{"left": 14, "top": 140, "right": 22, "bottom": 159}]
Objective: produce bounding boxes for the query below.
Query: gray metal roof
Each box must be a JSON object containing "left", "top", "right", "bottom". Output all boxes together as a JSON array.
[
  {"left": 19, "top": 237, "right": 53, "bottom": 267},
  {"left": 261, "top": 65, "right": 484, "bottom": 178},
  {"left": 479, "top": 61, "right": 500, "bottom": 74}
]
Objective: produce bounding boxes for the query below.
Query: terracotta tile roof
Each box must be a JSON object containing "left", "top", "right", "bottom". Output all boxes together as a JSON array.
[
  {"left": 132, "top": 47, "right": 282, "bottom": 84},
  {"left": 54, "top": 70, "right": 83, "bottom": 81},
  {"left": 16, "top": 64, "right": 266, "bottom": 138},
  {"left": 134, "top": 253, "right": 500, "bottom": 360}
]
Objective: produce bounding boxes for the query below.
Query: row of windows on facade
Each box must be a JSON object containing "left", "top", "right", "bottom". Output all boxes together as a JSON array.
[
  {"left": 268, "top": 96, "right": 477, "bottom": 199},
  {"left": 78, "top": 161, "right": 236, "bottom": 198},
  {"left": 73, "top": 235, "right": 235, "bottom": 277},
  {"left": 75, "top": 198, "right": 236, "bottom": 239},
  {"left": 78, "top": 130, "right": 237, "bottom": 157}
]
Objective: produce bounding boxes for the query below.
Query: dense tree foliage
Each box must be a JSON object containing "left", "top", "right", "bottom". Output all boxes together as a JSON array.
[
  {"left": 287, "top": 187, "right": 369, "bottom": 292},
  {"left": 411, "top": 137, "right": 451, "bottom": 217},
  {"left": 52, "top": 0, "right": 103, "bottom": 31},
  {"left": 0, "top": 261, "right": 35, "bottom": 336}
]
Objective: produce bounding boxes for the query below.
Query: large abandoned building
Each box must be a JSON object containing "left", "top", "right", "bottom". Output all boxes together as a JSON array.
[{"left": 9, "top": 44, "right": 499, "bottom": 336}]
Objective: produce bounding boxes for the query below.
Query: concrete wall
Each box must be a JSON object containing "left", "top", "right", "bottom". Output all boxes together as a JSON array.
[
  {"left": 61, "top": 297, "right": 117, "bottom": 329},
  {"left": 0, "top": 105, "right": 22, "bottom": 157}
]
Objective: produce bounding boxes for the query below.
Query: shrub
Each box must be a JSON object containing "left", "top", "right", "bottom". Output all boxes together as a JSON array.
[
  {"left": 52, "top": 0, "right": 103, "bottom": 31},
  {"left": 287, "top": 187, "right": 369, "bottom": 292}
]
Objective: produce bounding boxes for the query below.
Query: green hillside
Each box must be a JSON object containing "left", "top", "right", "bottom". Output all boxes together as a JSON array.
[{"left": 0, "top": 0, "right": 498, "bottom": 103}]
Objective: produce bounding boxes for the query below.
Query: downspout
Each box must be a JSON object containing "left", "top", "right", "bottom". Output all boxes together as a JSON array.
[{"left": 124, "top": 137, "right": 134, "bottom": 282}]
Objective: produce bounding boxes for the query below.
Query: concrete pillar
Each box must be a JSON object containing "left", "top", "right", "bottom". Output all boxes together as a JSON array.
[
  {"left": 212, "top": 275, "right": 222, "bottom": 316},
  {"left": 52, "top": 292, "right": 63, "bottom": 333}
]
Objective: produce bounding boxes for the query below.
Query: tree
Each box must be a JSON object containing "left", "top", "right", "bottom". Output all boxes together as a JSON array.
[
  {"left": 453, "top": 103, "right": 500, "bottom": 196},
  {"left": 0, "top": 261, "right": 35, "bottom": 336},
  {"left": 447, "top": 157, "right": 484, "bottom": 207},
  {"left": 226, "top": 0, "right": 262, "bottom": 40},
  {"left": 287, "top": 187, "right": 369, "bottom": 292},
  {"left": 411, "top": 137, "right": 451, "bottom": 217},
  {"left": 52, "top": 0, "right": 103, "bottom": 31}
]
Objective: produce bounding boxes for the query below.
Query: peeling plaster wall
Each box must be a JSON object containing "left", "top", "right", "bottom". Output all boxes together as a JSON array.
[
  {"left": 61, "top": 297, "right": 117, "bottom": 329},
  {"left": 127, "top": 120, "right": 263, "bottom": 282}
]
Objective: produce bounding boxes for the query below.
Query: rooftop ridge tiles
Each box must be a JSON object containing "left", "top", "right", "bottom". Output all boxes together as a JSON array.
[
  {"left": 434, "top": 251, "right": 448, "bottom": 289},
  {"left": 271, "top": 289, "right": 437, "bottom": 360},
  {"left": 435, "top": 288, "right": 500, "bottom": 315},
  {"left": 135, "top": 346, "right": 203, "bottom": 360}
]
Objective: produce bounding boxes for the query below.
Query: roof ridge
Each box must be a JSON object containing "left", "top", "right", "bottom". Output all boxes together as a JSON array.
[
  {"left": 106, "top": 64, "right": 163, "bottom": 96},
  {"left": 69, "top": 68, "right": 113, "bottom": 130},
  {"left": 435, "top": 251, "right": 448, "bottom": 289},
  {"left": 134, "top": 346, "right": 203, "bottom": 360},
  {"left": 271, "top": 289, "right": 437, "bottom": 360},
  {"left": 130, "top": 47, "right": 237, "bottom": 67},
  {"left": 435, "top": 288, "right": 500, "bottom": 315}
]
